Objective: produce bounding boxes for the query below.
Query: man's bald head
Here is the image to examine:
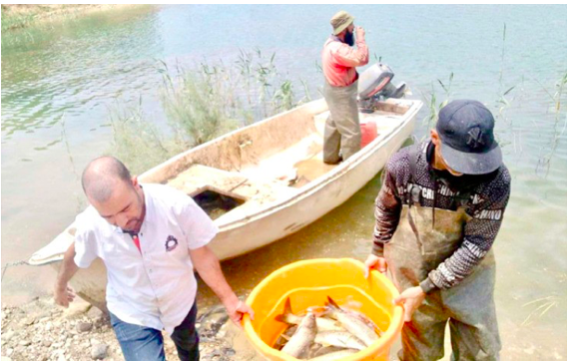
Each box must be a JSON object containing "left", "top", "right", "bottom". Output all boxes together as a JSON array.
[{"left": 82, "top": 156, "right": 132, "bottom": 203}]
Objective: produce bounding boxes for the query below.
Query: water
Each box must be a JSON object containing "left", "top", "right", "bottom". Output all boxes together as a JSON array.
[{"left": 1, "top": 5, "right": 566, "bottom": 359}]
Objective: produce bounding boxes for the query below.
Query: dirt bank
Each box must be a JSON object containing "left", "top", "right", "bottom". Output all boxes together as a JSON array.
[{"left": 1, "top": 4, "right": 148, "bottom": 32}]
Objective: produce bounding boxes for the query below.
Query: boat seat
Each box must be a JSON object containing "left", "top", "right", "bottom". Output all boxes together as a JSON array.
[{"left": 167, "top": 164, "right": 250, "bottom": 198}]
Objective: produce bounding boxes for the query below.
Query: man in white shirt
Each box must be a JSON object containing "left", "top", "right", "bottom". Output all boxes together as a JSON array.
[{"left": 54, "top": 156, "right": 254, "bottom": 361}]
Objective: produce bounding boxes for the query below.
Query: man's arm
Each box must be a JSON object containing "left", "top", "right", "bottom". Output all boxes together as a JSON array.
[
  {"left": 54, "top": 243, "right": 79, "bottom": 307},
  {"left": 372, "top": 160, "right": 403, "bottom": 256},
  {"left": 333, "top": 26, "right": 369, "bottom": 68},
  {"left": 365, "top": 161, "right": 403, "bottom": 277},
  {"left": 423, "top": 170, "right": 511, "bottom": 292},
  {"left": 190, "top": 246, "right": 254, "bottom": 325}
]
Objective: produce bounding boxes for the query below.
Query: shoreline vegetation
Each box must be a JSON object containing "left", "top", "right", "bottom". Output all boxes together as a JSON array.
[
  {"left": 1, "top": 4, "right": 146, "bottom": 32},
  {"left": 109, "top": 51, "right": 312, "bottom": 175}
]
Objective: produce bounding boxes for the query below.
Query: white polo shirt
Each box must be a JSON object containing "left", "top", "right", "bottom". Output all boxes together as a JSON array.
[{"left": 73, "top": 183, "right": 218, "bottom": 334}]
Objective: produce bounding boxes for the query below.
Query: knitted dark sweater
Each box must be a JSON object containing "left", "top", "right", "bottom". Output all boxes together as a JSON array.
[{"left": 372, "top": 141, "right": 511, "bottom": 291}]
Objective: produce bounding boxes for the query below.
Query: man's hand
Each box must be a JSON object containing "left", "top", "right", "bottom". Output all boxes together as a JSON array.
[
  {"left": 190, "top": 246, "right": 255, "bottom": 327},
  {"left": 54, "top": 284, "right": 76, "bottom": 308},
  {"left": 223, "top": 297, "right": 255, "bottom": 327},
  {"left": 355, "top": 26, "right": 365, "bottom": 40},
  {"left": 364, "top": 254, "right": 387, "bottom": 278},
  {"left": 394, "top": 286, "right": 426, "bottom": 322}
]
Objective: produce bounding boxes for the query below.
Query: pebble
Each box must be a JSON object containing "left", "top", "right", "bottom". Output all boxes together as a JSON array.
[
  {"left": 77, "top": 322, "right": 93, "bottom": 332},
  {"left": 3, "top": 331, "right": 15, "bottom": 341},
  {"left": 18, "top": 340, "right": 31, "bottom": 347},
  {"left": 62, "top": 302, "right": 91, "bottom": 319},
  {"left": 38, "top": 353, "right": 48, "bottom": 361},
  {"left": 225, "top": 348, "right": 236, "bottom": 356},
  {"left": 36, "top": 311, "right": 51, "bottom": 320},
  {"left": 42, "top": 340, "right": 52, "bottom": 348},
  {"left": 91, "top": 343, "right": 108, "bottom": 360},
  {"left": 86, "top": 307, "right": 106, "bottom": 321},
  {"left": 19, "top": 317, "right": 35, "bottom": 326}
]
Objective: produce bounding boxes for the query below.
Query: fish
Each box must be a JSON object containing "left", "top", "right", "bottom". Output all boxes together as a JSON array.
[
  {"left": 314, "top": 331, "right": 367, "bottom": 350},
  {"left": 275, "top": 297, "right": 343, "bottom": 332},
  {"left": 310, "top": 345, "right": 345, "bottom": 359},
  {"left": 326, "top": 296, "right": 379, "bottom": 347},
  {"left": 299, "top": 343, "right": 323, "bottom": 360},
  {"left": 273, "top": 325, "right": 298, "bottom": 350},
  {"left": 280, "top": 312, "right": 317, "bottom": 358},
  {"left": 309, "top": 349, "right": 358, "bottom": 361},
  {"left": 340, "top": 306, "right": 381, "bottom": 333}
]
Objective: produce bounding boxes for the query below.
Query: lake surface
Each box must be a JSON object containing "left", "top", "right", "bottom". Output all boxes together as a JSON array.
[{"left": 1, "top": 5, "right": 566, "bottom": 359}]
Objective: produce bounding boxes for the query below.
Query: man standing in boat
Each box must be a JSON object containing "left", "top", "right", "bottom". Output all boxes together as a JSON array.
[
  {"left": 321, "top": 10, "right": 369, "bottom": 164},
  {"left": 53, "top": 156, "right": 254, "bottom": 361},
  {"left": 365, "top": 100, "right": 511, "bottom": 360}
]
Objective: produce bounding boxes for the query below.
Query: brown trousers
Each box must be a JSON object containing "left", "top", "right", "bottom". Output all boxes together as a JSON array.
[{"left": 322, "top": 79, "right": 361, "bottom": 163}]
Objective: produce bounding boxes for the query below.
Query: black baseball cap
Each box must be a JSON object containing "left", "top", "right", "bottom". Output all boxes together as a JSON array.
[{"left": 436, "top": 100, "right": 502, "bottom": 175}]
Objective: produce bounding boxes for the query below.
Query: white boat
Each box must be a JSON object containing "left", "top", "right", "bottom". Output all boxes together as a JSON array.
[{"left": 29, "top": 97, "right": 422, "bottom": 309}]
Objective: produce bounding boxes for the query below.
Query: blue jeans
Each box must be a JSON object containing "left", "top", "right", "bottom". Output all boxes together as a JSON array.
[{"left": 110, "top": 303, "right": 200, "bottom": 361}]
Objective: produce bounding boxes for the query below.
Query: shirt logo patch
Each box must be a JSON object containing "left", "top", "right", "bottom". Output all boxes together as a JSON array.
[{"left": 165, "top": 235, "right": 179, "bottom": 252}]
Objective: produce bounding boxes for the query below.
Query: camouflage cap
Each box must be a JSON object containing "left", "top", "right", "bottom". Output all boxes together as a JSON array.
[{"left": 330, "top": 10, "right": 354, "bottom": 35}]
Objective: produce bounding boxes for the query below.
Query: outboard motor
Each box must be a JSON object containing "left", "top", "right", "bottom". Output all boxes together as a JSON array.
[{"left": 358, "top": 63, "right": 407, "bottom": 112}]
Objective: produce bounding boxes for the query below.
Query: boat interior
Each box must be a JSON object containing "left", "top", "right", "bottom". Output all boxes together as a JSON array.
[{"left": 141, "top": 99, "right": 413, "bottom": 224}]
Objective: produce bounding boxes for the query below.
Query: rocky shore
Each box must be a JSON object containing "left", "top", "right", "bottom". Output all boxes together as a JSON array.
[{"left": 1, "top": 296, "right": 262, "bottom": 361}]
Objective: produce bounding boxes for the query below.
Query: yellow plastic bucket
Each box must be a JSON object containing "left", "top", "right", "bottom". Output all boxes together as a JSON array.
[{"left": 243, "top": 258, "right": 403, "bottom": 361}]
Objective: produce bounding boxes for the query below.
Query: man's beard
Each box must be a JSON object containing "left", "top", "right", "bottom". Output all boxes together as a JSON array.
[
  {"left": 431, "top": 167, "right": 497, "bottom": 192},
  {"left": 344, "top": 30, "right": 355, "bottom": 46}
]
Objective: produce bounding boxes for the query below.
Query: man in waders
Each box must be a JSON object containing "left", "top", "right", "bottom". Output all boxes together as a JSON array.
[
  {"left": 321, "top": 10, "right": 369, "bottom": 164},
  {"left": 365, "top": 100, "right": 511, "bottom": 360}
]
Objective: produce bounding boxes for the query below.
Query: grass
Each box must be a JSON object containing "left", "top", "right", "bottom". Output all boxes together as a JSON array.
[
  {"left": 108, "top": 51, "right": 310, "bottom": 175},
  {"left": 521, "top": 295, "right": 560, "bottom": 327},
  {"left": 534, "top": 72, "right": 567, "bottom": 177},
  {"left": 419, "top": 72, "right": 454, "bottom": 133},
  {"left": 160, "top": 63, "right": 240, "bottom": 147},
  {"left": 417, "top": 23, "right": 521, "bottom": 154},
  {"left": 1, "top": 5, "right": 79, "bottom": 32},
  {"left": 1, "top": 7, "right": 35, "bottom": 32},
  {"left": 108, "top": 98, "right": 188, "bottom": 175},
  {"left": 0, "top": 5, "right": 134, "bottom": 32}
]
